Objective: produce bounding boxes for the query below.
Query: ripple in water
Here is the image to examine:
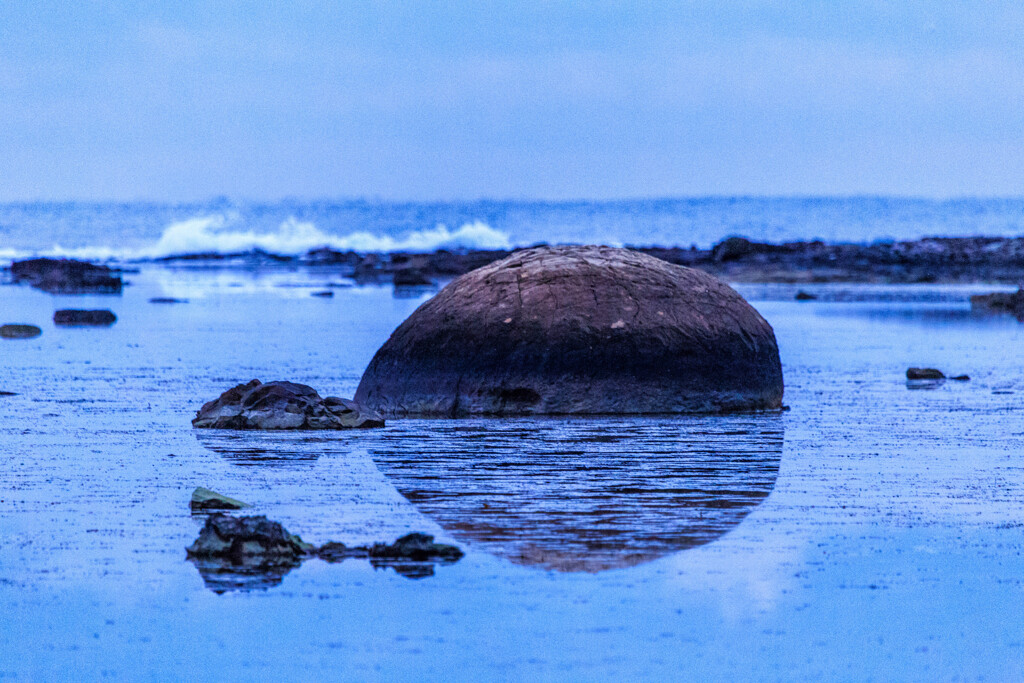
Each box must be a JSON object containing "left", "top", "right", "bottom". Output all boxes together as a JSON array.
[{"left": 370, "top": 416, "right": 784, "bottom": 572}]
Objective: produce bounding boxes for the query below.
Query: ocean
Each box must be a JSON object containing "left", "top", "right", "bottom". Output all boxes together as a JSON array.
[
  {"left": 1, "top": 199, "right": 1023, "bottom": 679},
  {"left": 2, "top": 196, "right": 1024, "bottom": 262}
]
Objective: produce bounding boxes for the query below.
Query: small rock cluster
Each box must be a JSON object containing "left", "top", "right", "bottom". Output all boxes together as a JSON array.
[
  {"left": 192, "top": 380, "right": 384, "bottom": 430},
  {"left": 186, "top": 512, "right": 463, "bottom": 586}
]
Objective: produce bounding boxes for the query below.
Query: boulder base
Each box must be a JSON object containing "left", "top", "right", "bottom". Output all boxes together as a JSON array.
[
  {"left": 355, "top": 245, "right": 784, "bottom": 416},
  {"left": 192, "top": 379, "right": 385, "bottom": 430}
]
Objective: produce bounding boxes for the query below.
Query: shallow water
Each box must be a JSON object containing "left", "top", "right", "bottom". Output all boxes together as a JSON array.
[{"left": 1, "top": 268, "right": 1022, "bottom": 680}]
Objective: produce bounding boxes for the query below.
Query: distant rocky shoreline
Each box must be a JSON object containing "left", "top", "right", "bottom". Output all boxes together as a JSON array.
[
  {"left": 155, "top": 235, "right": 1024, "bottom": 285},
  {"left": 4, "top": 235, "right": 1024, "bottom": 286}
]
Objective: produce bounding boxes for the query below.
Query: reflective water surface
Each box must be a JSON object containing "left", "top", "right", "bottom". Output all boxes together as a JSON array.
[
  {"left": 0, "top": 268, "right": 1022, "bottom": 680},
  {"left": 372, "top": 418, "right": 782, "bottom": 572}
]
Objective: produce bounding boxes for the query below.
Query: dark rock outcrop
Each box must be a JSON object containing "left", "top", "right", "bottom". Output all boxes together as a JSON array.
[
  {"left": 310, "top": 290, "right": 334, "bottom": 298},
  {"left": 355, "top": 245, "right": 784, "bottom": 416},
  {"left": 192, "top": 379, "right": 385, "bottom": 430},
  {"left": 190, "top": 487, "right": 251, "bottom": 511},
  {"left": 11, "top": 258, "right": 122, "bottom": 294},
  {"left": 186, "top": 514, "right": 313, "bottom": 564},
  {"left": 1, "top": 324, "right": 42, "bottom": 339},
  {"left": 907, "top": 368, "right": 946, "bottom": 380},
  {"left": 970, "top": 288, "right": 1024, "bottom": 321},
  {"left": 53, "top": 309, "right": 117, "bottom": 326}
]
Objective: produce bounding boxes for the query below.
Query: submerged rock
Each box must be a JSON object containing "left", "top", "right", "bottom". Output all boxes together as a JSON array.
[
  {"left": 11, "top": 258, "right": 122, "bottom": 294},
  {"left": 1, "top": 324, "right": 42, "bottom": 339},
  {"left": 53, "top": 309, "right": 117, "bottom": 326},
  {"left": 186, "top": 513, "right": 313, "bottom": 564},
  {"left": 149, "top": 297, "right": 188, "bottom": 304},
  {"left": 970, "top": 288, "right": 1024, "bottom": 321},
  {"left": 356, "top": 245, "right": 784, "bottom": 416},
  {"left": 190, "top": 487, "right": 251, "bottom": 511},
  {"left": 906, "top": 368, "right": 946, "bottom": 380},
  {"left": 192, "top": 379, "right": 385, "bottom": 430}
]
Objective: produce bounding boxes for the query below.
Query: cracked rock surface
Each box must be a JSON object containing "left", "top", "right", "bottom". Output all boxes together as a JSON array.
[
  {"left": 192, "top": 379, "right": 385, "bottom": 430},
  {"left": 355, "top": 245, "right": 784, "bottom": 416}
]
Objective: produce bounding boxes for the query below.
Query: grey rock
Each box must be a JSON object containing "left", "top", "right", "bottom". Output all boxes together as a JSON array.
[
  {"left": 355, "top": 245, "right": 784, "bottom": 416},
  {"left": 1, "top": 324, "right": 42, "bottom": 339},
  {"left": 906, "top": 367, "right": 945, "bottom": 380},
  {"left": 186, "top": 513, "right": 313, "bottom": 564},
  {"left": 192, "top": 379, "right": 385, "bottom": 430},
  {"left": 190, "top": 487, "right": 251, "bottom": 511},
  {"left": 11, "top": 258, "right": 122, "bottom": 294},
  {"left": 53, "top": 309, "right": 117, "bottom": 326}
]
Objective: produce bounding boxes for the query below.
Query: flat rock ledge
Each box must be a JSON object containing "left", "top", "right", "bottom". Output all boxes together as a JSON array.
[
  {"left": 192, "top": 379, "right": 384, "bottom": 430},
  {"left": 11, "top": 258, "right": 122, "bottom": 294},
  {"left": 355, "top": 245, "right": 784, "bottom": 416}
]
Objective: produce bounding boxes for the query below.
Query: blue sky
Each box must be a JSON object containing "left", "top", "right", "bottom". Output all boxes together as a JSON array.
[{"left": 1, "top": 1, "right": 1022, "bottom": 200}]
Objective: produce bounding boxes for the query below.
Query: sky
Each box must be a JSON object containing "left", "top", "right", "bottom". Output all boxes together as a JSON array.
[{"left": 1, "top": 1, "right": 1023, "bottom": 201}]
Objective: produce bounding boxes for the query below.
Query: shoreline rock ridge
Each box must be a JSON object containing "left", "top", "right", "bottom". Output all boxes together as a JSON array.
[
  {"left": 192, "top": 379, "right": 385, "bottom": 430},
  {"left": 355, "top": 245, "right": 784, "bottom": 416}
]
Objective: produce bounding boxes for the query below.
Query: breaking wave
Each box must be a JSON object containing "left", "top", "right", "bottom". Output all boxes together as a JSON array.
[{"left": 1, "top": 215, "right": 513, "bottom": 263}]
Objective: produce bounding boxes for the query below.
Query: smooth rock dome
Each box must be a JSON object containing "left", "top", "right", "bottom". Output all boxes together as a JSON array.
[{"left": 355, "top": 245, "right": 783, "bottom": 416}]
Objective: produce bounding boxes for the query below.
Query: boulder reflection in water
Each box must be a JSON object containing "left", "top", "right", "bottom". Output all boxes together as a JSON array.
[
  {"left": 193, "top": 431, "right": 330, "bottom": 467},
  {"left": 371, "top": 416, "right": 783, "bottom": 572}
]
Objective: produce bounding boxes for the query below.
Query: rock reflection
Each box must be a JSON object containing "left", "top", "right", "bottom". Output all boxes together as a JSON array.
[
  {"left": 371, "top": 416, "right": 784, "bottom": 572},
  {"left": 193, "top": 431, "right": 330, "bottom": 466},
  {"left": 190, "top": 558, "right": 300, "bottom": 594}
]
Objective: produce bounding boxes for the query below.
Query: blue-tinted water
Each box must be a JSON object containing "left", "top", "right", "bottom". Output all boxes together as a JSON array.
[
  {"left": 1, "top": 197, "right": 1023, "bottom": 262},
  {"left": 1, "top": 268, "right": 1022, "bottom": 679}
]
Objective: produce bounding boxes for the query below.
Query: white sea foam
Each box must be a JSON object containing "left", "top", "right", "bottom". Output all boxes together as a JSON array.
[{"left": 1, "top": 215, "right": 513, "bottom": 264}]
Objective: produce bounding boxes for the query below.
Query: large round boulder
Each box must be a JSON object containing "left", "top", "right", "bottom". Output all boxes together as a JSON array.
[{"left": 354, "top": 245, "right": 783, "bottom": 416}]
